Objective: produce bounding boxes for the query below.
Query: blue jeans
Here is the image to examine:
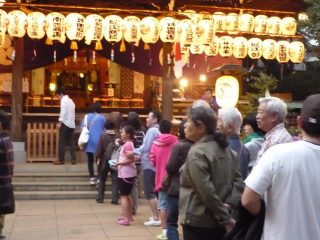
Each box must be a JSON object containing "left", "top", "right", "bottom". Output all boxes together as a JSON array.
[{"left": 167, "top": 195, "right": 179, "bottom": 240}]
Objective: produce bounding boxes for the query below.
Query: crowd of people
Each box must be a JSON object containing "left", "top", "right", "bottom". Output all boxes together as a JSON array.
[{"left": 1, "top": 90, "right": 320, "bottom": 240}]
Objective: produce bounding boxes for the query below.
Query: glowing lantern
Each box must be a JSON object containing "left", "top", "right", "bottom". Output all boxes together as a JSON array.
[
  {"left": 159, "top": 17, "right": 177, "bottom": 43},
  {"left": 254, "top": 15, "right": 268, "bottom": 33},
  {"left": 219, "top": 36, "right": 233, "bottom": 57},
  {"left": 247, "top": 38, "right": 263, "bottom": 59},
  {"left": 213, "top": 12, "right": 226, "bottom": 33},
  {"left": 199, "top": 11, "right": 212, "bottom": 21},
  {"left": 276, "top": 40, "right": 290, "bottom": 63},
  {"left": 0, "top": 10, "right": 7, "bottom": 47},
  {"left": 195, "top": 19, "right": 214, "bottom": 45},
  {"left": 233, "top": 37, "right": 248, "bottom": 59},
  {"left": 239, "top": 13, "right": 254, "bottom": 32},
  {"left": 267, "top": 16, "right": 281, "bottom": 34},
  {"left": 180, "top": 43, "right": 190, "bottom": 54},
  {"left": 65, "top": 13, "right": 85, "bottom": 42},
  {"left": 215, "top": 75, "right": 239, "bottom": 108},
  {"left": 46, "top": 12, "right": 66, "bottom": 42},
  {"left": 123, "top": 16, "right": 141, "bottom": 43},
  {"left": 104, "top": 15, "right": 123, "bottom": 43},
  {"left": 204, "top": 36, "right": 220, "bottom": 56},
  {"left": 280, "top": 17, "right": 297, "bottom": 35},
  {"left": 84, "top": 14, "right": 104, "bottom": 44},
  {"left": 140, "top": 16, "right": 159, "bottom": 43},
  {"left": 27, "top": 12, "right": 46, "bottom": 39},
  {"left": 190, "top": 42, "right": 204, "bottom": 54},
  {"left": 289, "top": 41, "right": 304, "bottom": 63},
  {"left": 7, "top": 10, "right": 27, "bottom": 38},
  {"left": 262, "top": 39, "right": 277, "bottom": 59},
  {"left": 177, "top": 19, "right": 195, "bottom": 46},
  {"left": 225, "top": 13, "right": 239, "bottom": 34}
]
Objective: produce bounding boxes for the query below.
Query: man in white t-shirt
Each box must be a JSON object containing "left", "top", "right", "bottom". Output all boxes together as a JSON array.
[{"left": 241, "top": 94, "right": 320, "bottom": 240}]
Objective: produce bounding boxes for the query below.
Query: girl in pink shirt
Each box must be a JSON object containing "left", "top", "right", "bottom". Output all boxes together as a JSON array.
[{"left": 115, "top": 125, "right": 136, "bottom": 226}]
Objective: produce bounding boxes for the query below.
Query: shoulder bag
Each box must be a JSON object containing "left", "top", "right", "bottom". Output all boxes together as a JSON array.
[{"left": 78, "top": 114, "right": 89, "bottom": 149}]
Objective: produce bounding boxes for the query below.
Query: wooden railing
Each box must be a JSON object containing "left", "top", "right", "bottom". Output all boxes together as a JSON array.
[{"left": 26, "top": 123, "right": 59, "bottom": 162}]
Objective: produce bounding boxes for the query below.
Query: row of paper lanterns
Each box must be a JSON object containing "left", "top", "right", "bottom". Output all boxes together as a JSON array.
[
  {"left": 0, "top": 9, "right": 303, "bottom": 63},
  {"left": 187, "top": 37, "right": 304, "bottom": 63}
]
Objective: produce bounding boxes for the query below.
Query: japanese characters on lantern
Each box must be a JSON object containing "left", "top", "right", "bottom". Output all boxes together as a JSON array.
[
  {"left": 159, "top": 17, "right": 177, "bottom": 43},
  {"left": 276, "top": 40, "right": 290, "bottom": 63},
  {"left": 123, "top": 16, "right": 141, "bottom": 43},
  {"left": 27, "top": 12, "right": 46, "bottom": 39},
  {"left": 7, "top": 10, "right": 27, "bottom": 38},
  {"left": 104, "top": 15, "right": 123, "bottom": 43},
  {"left": 140, "top": 16, "right": 159, "bottom": 44},
  {"left": 46, "top": 12, "right": 66, "bottom": 42}
]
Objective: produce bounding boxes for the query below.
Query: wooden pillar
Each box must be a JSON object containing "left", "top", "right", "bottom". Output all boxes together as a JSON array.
[
  {"left": 161, "top": 43, "right": 173, "bottom": 121},
  {"left": 11, "top": 38, "right": 24, "bottom": 141}
]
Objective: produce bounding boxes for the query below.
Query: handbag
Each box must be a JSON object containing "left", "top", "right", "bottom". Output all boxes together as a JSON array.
[
  {"left": 0, "top": 183, "right": 15, "bottom": 214},
  {"left": 108, "top": 145, "right": 121, "bottom": 171},
  {"left": 78, "top": 115, "right": 89, "bottom": 149}
]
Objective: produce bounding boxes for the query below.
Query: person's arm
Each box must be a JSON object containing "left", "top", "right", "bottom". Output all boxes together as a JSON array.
[
  {"left": 133, "top": 127, "right": 158, "bottom": 156},
  {"left": 58, "top": 98, "right": 66, "bottom": 122},
  {"left": 150, "top": 143, "right": 156, "bottom": 167},
  {"left": 241, "top": 186, "right": 261, "bottom": 215},
  {"left": 95, "top": 133, "right": 106, "bottom": 159},
  {"left": 166, "top": 143, "right": 181, "bottom": 175},
  {"left": 117, "top": 142, "right": 135, "bottom": 166}
]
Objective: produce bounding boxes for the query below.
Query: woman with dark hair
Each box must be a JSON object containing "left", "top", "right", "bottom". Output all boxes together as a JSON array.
[
  {"left": 80, "top": 102, "right": 106, "bottom": 185},
  {"left": 179, "top": 106, "right": 244, "bottom": 240}
]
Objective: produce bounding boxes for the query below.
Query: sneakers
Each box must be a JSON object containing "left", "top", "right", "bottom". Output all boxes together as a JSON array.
[
  {"left": 144, "top": 217, "right": 161, "bottom": 226},
  {"left": 89, "top": 178, "right": 97, "bottom": 185},
  {"left": 156, "top": 232, "right": 167, "bottom": 240},
  {"left": 117, "top": 218, "right": 130, "bottom": 226}
]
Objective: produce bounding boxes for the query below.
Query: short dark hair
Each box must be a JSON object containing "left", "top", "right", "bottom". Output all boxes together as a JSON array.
[
  {"left": 122, "top": 125, "right": 135, "bottom": 140},
  {"left": 243, "top": 112, "right": 265, "bottom": 135},
  {"left": 0, "top": 110, "right": 10, "bottom": 131},
  {"left": 127, "top": 111, "right": 141, "bottom": 130},
  {"left": 151, "top": 111, "right": 161, "bottom": 123},
  {"left": 159, "top": 120, "right": 172, "bottom": 134},
  {"left": 104, "top": 120, "right": 115, "bottom": 130},
  {"left": 91, "top": 102, "right": 101, "bottom": 113},
  {"left": 55, "top": 88, "right": 65, "bottom": 95}
]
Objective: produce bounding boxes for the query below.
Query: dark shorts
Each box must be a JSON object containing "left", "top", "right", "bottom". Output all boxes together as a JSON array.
[
  {"left": 118, "top": 177, "right": 135, "bottom": 196},
  {"left": 143, "top": 169, "right": 156, "bottom": 200}
]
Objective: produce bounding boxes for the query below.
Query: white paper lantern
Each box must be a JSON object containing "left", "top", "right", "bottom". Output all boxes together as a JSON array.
[
  {"left": 204, "top": 36, "right": 220, "bottom": 56},
  {"left": 195, "top": 19, "right": 214, "bottom": 45},
  {"left": 123, "top": 16, "right": 141, "bottom": 43},
  {"left": 104, "top": 15, "right": 123, "bottom": 43},
  {"left": 247, "top": 38, "right": 263, "bottom": 59},
  {"left": 215, "top": 75, "right": 239, "bottom": 108},
  {"left": 159, "top": 17, "right": 177, "bottom": 43},
  {"left": 65, "top": 13, "right": 85, "bottom": 41},
  {"left": 7, "top": 10, "right": 27, "bottom": 38},
  {"left": 276, "top": 40, "right": 290, "bottom": 63},
  {"left": 267, "top": 16, "right": 281, "bottom": 34},
  {"left": 46, "top": 12, "right": 66, "bottom": 42},
  {"left": 289, "top": 41, "right": 304, "bottom": 63},
  {"left": 190, "top": 42, "right": 204, "bottom": 55},
  {"left": 225, "top": 13, "right": 239, "bottom": 34},
  {"left": 233, "top": 37, "right": 248, "bottom": 59},
  {"left": 254, "top": 15, "right": 268, "bottom": 33},
  {"left": 213, "top": 12, "right": 226, "bottom": 33},
  {"left": 140, "top": 16, "right": 159, "bottom": 44},
  {"left": 84, "top": 14, "right": 104, "bottom": 43},
  {"left": 262, "top": 39, "right": 277, "bottom": 59},
  {"left": 27, "top": 12, "right": 46, "bottom": 39},
  {"left": 177, "top": 19, "right": 195, "bottom": 46},
  {"left": 219, "top": 36, "right": 233, "bottom": 57},
  {"left": 0, "top": 9, "right": 7, "bottom": 29},
  {"left": 280, "top": 17, "right": 297, "bottom": 35},
  {"left": 239, "top": 13, "right": 254, "bottom": 32}
]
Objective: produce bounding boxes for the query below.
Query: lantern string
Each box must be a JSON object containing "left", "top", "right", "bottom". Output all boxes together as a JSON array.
[
  {"left": 111, "top": 47, "right": 114, "bottom": 61},
  {"left": 131, "top": 45, "right": 135, "bottom": 63},
  {"left": 73, "top": 50, "right": 77, "bottom": 62},
  {"left": 149, "top": 48, "right": 152, "bottom": 66},
  {"left": 53, "top": 49, "right": 56, "bottom": 63},
  {"left": 92, "top": 50, "right": 96, "bottom": 64},
  {"left": 11, "top": 47, "right": 16, "bottom": 61}
]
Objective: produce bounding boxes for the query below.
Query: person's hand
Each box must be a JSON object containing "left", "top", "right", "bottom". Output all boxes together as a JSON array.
[
  {"left": 126, "top": 151, "right": 134, "bottom": 158},
  {"left": 224, "top": 218, "right": 236, "bottom": 233},
  {"left": 57, "top": 122, "right": 61, "bottom": 128}
]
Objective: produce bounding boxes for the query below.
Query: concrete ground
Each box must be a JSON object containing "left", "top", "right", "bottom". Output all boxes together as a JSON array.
[{"left": 2, "top": 199, "right": 182, "bottom": 240}]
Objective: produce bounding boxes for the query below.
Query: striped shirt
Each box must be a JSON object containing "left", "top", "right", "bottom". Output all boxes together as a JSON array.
[{"left": 0, "top": 132, "right": 14, "bottom": 184}]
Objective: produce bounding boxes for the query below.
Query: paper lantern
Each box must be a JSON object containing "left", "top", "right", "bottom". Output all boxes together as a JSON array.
[
  {"left": 248, "top": 38, "right": 263, "bottom": 59},
  {"left": 289, "top": 41, "right": 304, "bottom": 63},
  {"left": 159, "top": 17, "right": 177, "bottom": 43},
  {"left": 195, "top": 19, "right": 214, "bottom": 45},
  {"left": 233, "top": 37, "right": 248, "bottom": 59},
  {"left": 225, "top": 13, "right": 239, "bottom": 34},
  {"left": 199, "top": 11, "right": 212, "bottom": 21},
  {"left": 65, "top": 13, "right": 85, "bottom": 41},
  {"left": 280, "top": 17, "right": 297, "bottom": 35},
  {"left": 7, "top": 10, "right": 27, "bottom": 38},
  {"left": 46, "top": 12, "right": 66, "bottom": 42},
  {"left": 104, "top": 15, "right": 123, "bottom": 43},
  {"left": 123, "top": 16, "right": 141, "bottom": 43},
  {"left": 84, "top": 14, "right": 104, "bottom": 44},
  {"left": 254, "top": 15, "right": 268, "bottom": 33},
  {"left": 215, "top": 75, "right": 239, "bottom": 108},
  {"left": 213, "top": 12, "right": 226, "bottom": 33},
  {"left": 0, "top": 10, "right": 7, "bottom": 47},
  {"left": 177, "top": 19, "right": 195, "bottom": 46},
  {"left": 267, "top": 16, "right": 281, "bottom": 34},
  {"left": 219, "top": 36, "right": 233, "bottom": 57},
  {"left": 140, "top": 16, "right": 159, "bottom": 43},
  {"left": 27, "top": 12, "right": 46, "bottom": 39},
  {"left": 190, "top": 43, "right": 204, "bottom": 55},
  {"left": 239, "top": 13, "right": 254, "bottom": 32},
  {"left": 180, "top": 43, "right": 190, "bottom": 54},
  {"left": 204, "top": 36, "right": 219, "bottom": 56},
  {"left": 262, "top": 39, "right": 277, "bottom": 59},
  {"left": 276, "top": 40, "right": 290, "bottom": 63}
]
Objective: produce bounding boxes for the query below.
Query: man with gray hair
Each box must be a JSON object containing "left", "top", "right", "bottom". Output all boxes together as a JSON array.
[
  {"left": 255, "top": 97, "right": 292, "bottom": 165},
  {"left": 218, "top": 107, "right": 250, "bottom": 178}
]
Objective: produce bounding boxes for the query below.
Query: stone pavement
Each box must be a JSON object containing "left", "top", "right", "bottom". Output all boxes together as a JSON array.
[{"left": 2, "top": 199, "right": 182, "bottom": 240}]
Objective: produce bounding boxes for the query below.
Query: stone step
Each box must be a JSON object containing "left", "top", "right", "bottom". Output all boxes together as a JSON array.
[{"left": 13, "top": 172, "right": 90, "bottom": 182}]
